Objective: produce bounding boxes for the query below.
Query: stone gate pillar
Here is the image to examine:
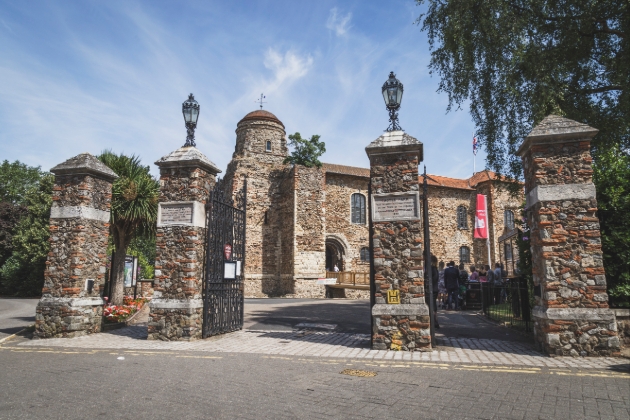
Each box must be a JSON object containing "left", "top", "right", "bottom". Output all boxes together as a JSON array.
[
  {"left": 35, "top": 153, "right": 118, "bottom": 338},
  {"left": 517, "top": 115, "right": 619, "bottom": 357},
  {"left": 366, "top": 131, "right": 430, "bottom": 351},
  {"left": 148, "top": 146, "right": 220, "bottom": 341}
]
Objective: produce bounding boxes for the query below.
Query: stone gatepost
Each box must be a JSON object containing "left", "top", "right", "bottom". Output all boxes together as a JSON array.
[
  {"left": 365, "top": 131, "right": 430, "bottom": 351},
  {"left": 148, "top": 146, "right": 220, "bottom": 341},
  {"left": 517, "top": 115, "right": 620, "bottom": 356},
  {"left": 35, "top": 153, "right": 117, "bottom": 338}
]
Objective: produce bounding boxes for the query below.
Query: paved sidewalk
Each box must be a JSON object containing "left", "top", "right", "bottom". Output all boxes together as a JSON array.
[{"left": 11, "top": 323, "right": 629, "bottom": 370}]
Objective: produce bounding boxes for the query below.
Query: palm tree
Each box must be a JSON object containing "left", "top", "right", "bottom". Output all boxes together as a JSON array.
[{"left": 98, "top": 151, "right": 159, "bottom": 306}]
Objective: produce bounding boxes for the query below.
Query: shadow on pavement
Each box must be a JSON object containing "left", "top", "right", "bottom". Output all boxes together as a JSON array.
[{"left": 244, "top": 299, "right": 370, "bottom": 333}]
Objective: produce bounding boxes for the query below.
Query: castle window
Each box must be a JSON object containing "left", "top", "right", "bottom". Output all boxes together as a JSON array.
[
  {"left": 360, "top": 247, "right": 370, "bottom": 262},
  {"left": 351, "top": 193, "right": 366, "bottom": 224},
  {"left": 266, "top": 141, "right": 272, "bottom": 152},
  {"left": 459, "top": 246, "right": 471, "bottom": 263},
  {"left": 504, "top": 209, "right": 515, "bottom": 229},
  {"left": 504, "top": 243, "right": 513, "bottom": 260},
  {"left": 457, "top": 205, "right": 468, "bottom": 229}
]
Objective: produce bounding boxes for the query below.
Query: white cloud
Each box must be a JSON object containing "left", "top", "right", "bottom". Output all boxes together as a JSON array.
[
  {"left": 263, "top": 48, "right": 313, "bottom": 91},
  {"left": 326, "top": 8, "right": 352, "bottom": 37}
]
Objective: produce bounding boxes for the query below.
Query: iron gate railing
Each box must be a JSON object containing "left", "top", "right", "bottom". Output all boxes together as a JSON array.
[
  {"left": 482, "top": 277, "right": 532, "bottom": 332},
  {"left": 202, "top": 178, "right": 247, "bottom": 338}
]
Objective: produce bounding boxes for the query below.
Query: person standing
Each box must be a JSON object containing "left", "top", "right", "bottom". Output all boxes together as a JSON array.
[
  {"left": 494, "top": 262, "right": 505, "bottom": 304},
  {"left": 425, "top": 256, "right": 441, "bottom": 328},
  {"left": 469, "top": 266, "right": 479, "bottom": 282},
  {"left": 438, "top": 261, "right": 447, "bottom": 309},
  {"left": 444, "top": 261, "right": 460, "bottom": 310}
]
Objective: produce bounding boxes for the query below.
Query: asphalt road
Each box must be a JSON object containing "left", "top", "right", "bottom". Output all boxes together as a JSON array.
[
  {"left": 0, "top": 346, "right": 628, "bottom": 419},
  {"left": 0, "top": 298, "right": 38, "bottom": 340}
]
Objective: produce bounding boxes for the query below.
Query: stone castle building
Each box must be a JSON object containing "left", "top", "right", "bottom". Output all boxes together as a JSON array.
[{"left": 223, "top": 109, "right": 523, "bottom": 298}]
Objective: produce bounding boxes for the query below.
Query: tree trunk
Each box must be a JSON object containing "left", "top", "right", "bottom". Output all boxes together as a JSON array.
[{"left": 110, "top": 248, "right": 127, "bottom": 306}]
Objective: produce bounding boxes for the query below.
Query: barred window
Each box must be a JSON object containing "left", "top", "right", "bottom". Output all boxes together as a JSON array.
[
  {"left": 457, "top": 205, "right": 468, "bottom": 229},
  {"left": 504, "top": 210, "right": 515, "bottom": 229},
  {"left": 266, "top": 141, "right": 272, "bottom": 152},
  {"left": 459, "top": 246, "right": 471, "bottom": 263},
  {"left": 360, "top": 247, "right": 370, "bottom": 262},
  {"left": 504, "top": 243, "right": 513, "bottom": 260},
  {"left": 351, "top": 193, "right": 366, "bottom": 224}
]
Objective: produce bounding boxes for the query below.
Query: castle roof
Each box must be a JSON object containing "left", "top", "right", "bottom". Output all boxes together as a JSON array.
[
  {"left": 322, "top": 164, "right": 510, "bottom": 190},
  {"left": 323, "top": 163, "right": 370, "bottom": 178},
  {"left": 238, "top": 110, "right": 285, "bottom": 128}
]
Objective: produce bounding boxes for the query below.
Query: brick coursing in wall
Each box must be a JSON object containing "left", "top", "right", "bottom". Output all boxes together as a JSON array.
[
  {"left": 148, "top": 147, "right": 218, "bottom": 341},
  {"left": 518, "top": 115, "right": 620, "bottom": 357},
  {"left": 35, "top": 153, "right": 116, "bottom": 339}
]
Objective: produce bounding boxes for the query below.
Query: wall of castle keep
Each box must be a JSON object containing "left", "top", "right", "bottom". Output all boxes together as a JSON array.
[
  {"left": 219, "top": 110, "right": 523, "bottom": 300},
  {"left": 324, "top": 173, "right": 370, "bottom": 273},
  {"left": 224, "top": 112, "right": 295, "bottom": 297},
  {"left": 426, "top": 186, "right": 474, "bottom": 266},
  {"left": 292, "top": 166, "right": 326, "bottom": 294}
]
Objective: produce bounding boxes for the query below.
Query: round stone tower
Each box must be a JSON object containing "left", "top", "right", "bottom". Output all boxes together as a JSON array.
[
  {"left": 232, "top": 110, "right": 288, "bottom": 162},
  {"left": 224, "top": 110, "right": 295, "bottom": 298}
]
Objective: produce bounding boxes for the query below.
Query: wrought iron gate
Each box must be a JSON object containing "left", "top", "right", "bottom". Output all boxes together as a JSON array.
[{"left": 202, "top": 178, "right": 247, "bottom": 338}]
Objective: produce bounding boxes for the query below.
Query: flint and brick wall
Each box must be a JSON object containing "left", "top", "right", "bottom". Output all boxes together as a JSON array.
[
  {"left": 224, "top": 115, "right": 296, "bottom": 297},
  {"left": 370, "top": 150, "right": 430, "bottom": 351},
  {"left": 324, "top": 173, "right": 370, "bottom": 273},
  {"left": 148, "top": 161, "right": 215, "bottom": 341},
  {"left": 520, "top": 116, "right": 619, "bottom": 357},
  {"left": 35, "top": 155, "right": 115, "bottom": 339}
]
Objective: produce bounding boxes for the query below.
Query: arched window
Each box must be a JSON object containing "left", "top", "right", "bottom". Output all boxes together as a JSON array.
[
  {"left": 504, "top": 209, "right": 515, "bottom": 229},
  {"left": 266, "top": 141, "right": 272, "bottom": 152},
  {"left": 360, "top": 247, "right": 370, "bottom": 262},
  {"left": 351, "top": 193, "right": 366, "bottom": 224},
  {"left": 457, "top": 205, "right": 468, "bottom": 229},
  {"left": 459, "top": 246, "right": 471, "bottom": 263}
]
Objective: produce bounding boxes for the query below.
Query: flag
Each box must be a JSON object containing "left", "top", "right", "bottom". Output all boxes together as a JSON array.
[
  {"left": 474, "top": 194, "right": 488, "bottom": 239},
  {"left": 473, "top": 136, "right": 478, "bottom": 155}
]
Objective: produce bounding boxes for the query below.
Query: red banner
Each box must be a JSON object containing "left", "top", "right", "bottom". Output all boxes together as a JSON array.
[{"left": 474, "top": 194, "right": 488, "bottom": 239}]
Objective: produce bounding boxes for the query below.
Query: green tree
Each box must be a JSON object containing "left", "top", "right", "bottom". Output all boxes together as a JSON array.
[
  {"left": 0, "top": 174, "right": 53, "bottom": 296},
  {"left": 0, "top": 160, "right": 46, "bottom": 204},
  {"left": 283, "top": 133, "right": 326, "bottom": 168},
  {"left": 415, "top": 0, "right": 628, "bottom": 177},
  {"left": 98, "top": 151, "right": 159, "bottom": 306},
  {"left": 0, "top": 202, "right": 26, "bottom": 270},
  {"left": 593, "top": 147, "right": 630, "bottom": 306},
  {"left": 416, "top": 0, "right": 630, "bottom": 302}
]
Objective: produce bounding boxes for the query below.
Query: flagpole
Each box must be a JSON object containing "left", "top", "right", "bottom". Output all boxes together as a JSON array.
[
  {"left": 485, "top": 194, "right": 492, "bottom": 270},
  {"left": 472, "top": 132, "right": 476, "bottom": 174}
]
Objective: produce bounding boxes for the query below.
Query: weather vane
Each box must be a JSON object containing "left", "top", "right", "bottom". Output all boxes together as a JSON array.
[{"left": 256, "top": 93, "right": 267, "bottom": 109}]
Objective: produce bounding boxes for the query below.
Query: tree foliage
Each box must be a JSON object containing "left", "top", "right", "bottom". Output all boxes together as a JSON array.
[
  {"left": 0, "top": 202, "right": 26, "bottom": 270},
  {"left": 416, "top": 0, "right": 630, "bottom": 302},
  {"left": 283, "top": 133, "right": 326, "bottom": 168},
  {"left": 593, "top": 147, "right": 630, "bottom": 306},
  {"left": 416, "top": 0, "right": 629, "bottom": 178},
  {"left": 0, "top": 174, "right": 53, "bottom": 296},
  {"left": 98, "top": 151, "right": 159, "bottom": 305},
  {"left": 0, "top": 160, "right": 47, "bottom": 204}
]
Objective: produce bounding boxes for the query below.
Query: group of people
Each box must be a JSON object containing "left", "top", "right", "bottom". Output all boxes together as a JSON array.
[{"left": 425, "top": 258, "right": 506, "bottom": 329}]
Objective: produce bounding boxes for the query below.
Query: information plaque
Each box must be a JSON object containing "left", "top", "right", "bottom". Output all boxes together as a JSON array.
[
  {"left": 372, "top": 192, "right": 420, "bottom": 222},
  {"left": 160, "top": 204, "right": 193, "bottom": 225}
]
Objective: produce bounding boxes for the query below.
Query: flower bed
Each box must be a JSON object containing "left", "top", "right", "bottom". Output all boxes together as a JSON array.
[{"left": 103, "top": 296, "right": 148, "bottom": 324}]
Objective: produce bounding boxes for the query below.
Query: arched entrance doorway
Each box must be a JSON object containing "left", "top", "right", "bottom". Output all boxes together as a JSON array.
[{"left": 325, "top": 238, "right": 345, "bottom": 272}]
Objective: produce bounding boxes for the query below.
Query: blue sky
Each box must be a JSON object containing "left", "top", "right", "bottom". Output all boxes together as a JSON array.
[{"left": 0, "top": 0, "right": 486, "bottom": 179}]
